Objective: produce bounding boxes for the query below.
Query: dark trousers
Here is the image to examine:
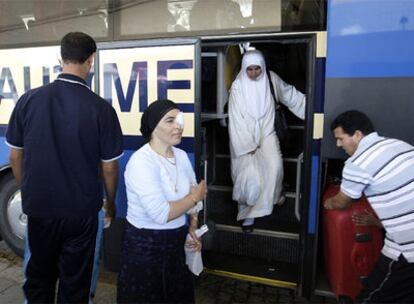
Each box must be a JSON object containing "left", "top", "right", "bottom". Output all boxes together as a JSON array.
[
  {"left": 356, "top": 253, "right": 414, "bottom": 304},
  {"left": 117, "top": 222, "right": 195, "bottom": 304},
  {"left": 23, "top": 215, "right": 98, "bottom": 304}
]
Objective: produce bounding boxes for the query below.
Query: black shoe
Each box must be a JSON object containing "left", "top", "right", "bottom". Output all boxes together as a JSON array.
[{"left": 242, "top": 224, "right": 254, "bottom": 233}]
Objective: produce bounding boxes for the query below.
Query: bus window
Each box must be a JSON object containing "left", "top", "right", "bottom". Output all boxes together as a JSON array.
[
  {"left": 114, "top": 0, "right": 326, "bottom": 39},
  {"left": 0, "top": 0, "right": 109, "bottom": 47}
]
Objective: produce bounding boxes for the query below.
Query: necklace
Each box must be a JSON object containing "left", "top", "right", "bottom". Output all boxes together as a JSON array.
[
  {"left": 150, "top": 144, "right": 179, "bottom": 193},
  {"left": 158, "top": 156, "right": 179, "bottom": 193},
  {"left": 149, "top": 143, "right": 175, "bottom": 162},
  {"left": 164, "top": 156, "right": 176, "bottom": 166}
]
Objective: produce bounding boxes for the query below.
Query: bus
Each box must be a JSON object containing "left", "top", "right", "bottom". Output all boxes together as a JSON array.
[{"left": 0, "top": 0, "right": 413, "bottom": 301}]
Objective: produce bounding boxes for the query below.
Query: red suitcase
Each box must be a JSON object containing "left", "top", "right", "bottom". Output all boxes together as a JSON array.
[{"left": 323, "top": 185, "right": 383, "bottom": 300}]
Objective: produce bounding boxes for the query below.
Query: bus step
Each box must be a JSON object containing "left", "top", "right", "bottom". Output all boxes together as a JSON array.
[
  {"left": 203, "top": 229, "right": 299, "bottom": 264},
  {"left": 214, "top": 224, "right": 299, "bottom": 240},
  {"left": 205, "top": 188, "right": 300, "bottom": 232},
  {"left": 203, "top": 251, "right": 298, "bottom": 289}
]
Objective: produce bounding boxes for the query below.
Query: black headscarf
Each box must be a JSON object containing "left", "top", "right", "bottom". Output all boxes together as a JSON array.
[{"left": 140, "top": 99, "right": 179, "bottom": 140}]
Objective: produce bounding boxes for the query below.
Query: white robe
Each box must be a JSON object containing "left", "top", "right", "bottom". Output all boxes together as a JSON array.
[{"left": 229, "top": 70, "right": 306, "bottom": 221}]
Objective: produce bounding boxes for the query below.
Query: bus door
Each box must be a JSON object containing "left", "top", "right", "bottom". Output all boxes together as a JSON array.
[
  {"left": 97, "top": 38, "right": 202, "bottom": 271},
  {"left": 197, "top": 32, "right": 324, "bottom": 296}
]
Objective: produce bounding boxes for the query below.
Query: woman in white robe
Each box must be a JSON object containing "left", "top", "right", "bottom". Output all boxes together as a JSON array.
[{"left": 228, "top": 50, "right": 306, "bottom": 230}]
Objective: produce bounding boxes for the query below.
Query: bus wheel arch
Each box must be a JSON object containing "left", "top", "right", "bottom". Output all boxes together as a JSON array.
[{"left": 0, "top": 172, "right": 25, "bottom": 257}]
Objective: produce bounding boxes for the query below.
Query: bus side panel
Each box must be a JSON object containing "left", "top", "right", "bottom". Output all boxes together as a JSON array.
[
  {"left": 0, "top": 136, "right": 10, "bottom": 169},
  {"left": 322, "top": 0, "right": 414, "bottom": 159}
]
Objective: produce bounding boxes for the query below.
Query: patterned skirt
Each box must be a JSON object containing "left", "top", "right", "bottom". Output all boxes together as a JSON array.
[{"left": 117, "top": 221, "right": 195, "bottom": 303}]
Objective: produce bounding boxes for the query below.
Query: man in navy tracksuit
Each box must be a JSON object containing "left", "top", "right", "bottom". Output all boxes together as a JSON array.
[{"left": 6, "top": 32, "right": 123, "bottom": 303}]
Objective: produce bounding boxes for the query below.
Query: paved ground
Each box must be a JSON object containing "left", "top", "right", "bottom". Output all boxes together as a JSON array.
[{"left": 0, "top": 240, "right": 336, "bottom": 303}]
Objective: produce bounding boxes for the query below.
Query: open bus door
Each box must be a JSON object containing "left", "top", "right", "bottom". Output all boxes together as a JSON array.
[
  {"left": 196, "top": 32, "right": 325, "bottom": 298},
  {"left": 98, "top": 38, "right": 203, "bottom": 271}
]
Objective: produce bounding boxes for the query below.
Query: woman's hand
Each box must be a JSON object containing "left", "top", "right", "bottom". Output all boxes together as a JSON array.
[
  {"left": 186, "top": 226, "right": 202, "bottom": 252},
  {"left": 190, "top": 180, "right": 207, "bottom": 202}
]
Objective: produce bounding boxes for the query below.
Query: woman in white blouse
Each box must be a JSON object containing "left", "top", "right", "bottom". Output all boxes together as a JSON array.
[
  {"left": 117, "top": 99, "right": 207, "bottom": 303},
  {"left": 228, "top": 50, "right": 306, "bottom": 232}
]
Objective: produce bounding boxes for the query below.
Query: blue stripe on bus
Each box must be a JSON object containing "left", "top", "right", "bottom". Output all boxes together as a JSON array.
[
  {"left": 187, "top": 152, "right": 195, "bottom": 168},
  {"left": 0, "top": 126, "right": 6, "bottom": 137},
  {"left": 0, "top": 136, "right": 10, "bottom": 167},
  {"left": 308, "top": 155, "right": 319, "bottom": 234},
  {"left": 123, "top": 136, "right": 194, "bottom": 152},
  {"left": 176, "top": 104, "right": 194, "bottom": 113},
  {"left": 115, "top": 150, "right": 134, "bottom": 218},
  {"left": 326, "top": 0, "right": 414, "bottom": 78}
]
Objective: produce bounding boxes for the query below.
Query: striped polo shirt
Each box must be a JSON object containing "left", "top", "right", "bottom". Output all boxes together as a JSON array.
[{"left": 340, "top": 132, "right": 414, "bottom": 262}]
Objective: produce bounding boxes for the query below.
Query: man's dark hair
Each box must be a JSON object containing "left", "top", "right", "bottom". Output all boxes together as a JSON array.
[
  {"left": 61, "top": 32, "right": 97, "bottom": 64},
  {"left": 330, "top": 110, "right": 375, "bottom": 136}
]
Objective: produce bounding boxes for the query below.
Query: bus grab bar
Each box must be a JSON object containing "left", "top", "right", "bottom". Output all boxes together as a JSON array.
[
  {"left": 203, "top": 159, "right": 208, "bottom": 225},
  {"left": 216, "top": 48, "right": 228, "bottom": 127},
  {"left": 295, "top": 152, "right": 304, "bottom": 221}
]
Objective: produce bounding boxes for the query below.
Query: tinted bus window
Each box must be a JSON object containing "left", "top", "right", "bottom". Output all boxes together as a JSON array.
[
  {"left": 0, "top": 0, "right": 326, "bottom": 47},
  {"left": 114, "top": 0, "right": 326, "bottom": 39},
  {"left": 0, "top": 0, "right": 110, "bottom": 47}
]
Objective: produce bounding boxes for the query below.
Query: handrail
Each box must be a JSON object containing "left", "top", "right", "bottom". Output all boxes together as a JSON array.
[
  {"left": 203, "top": 159, "right": 208, "bottom": 225},
  {"left": 294, "top": 152, "right": 304, "bottom": 221},
  {"left": 217, "top": 48, "right": 228, "bottom": 127}
]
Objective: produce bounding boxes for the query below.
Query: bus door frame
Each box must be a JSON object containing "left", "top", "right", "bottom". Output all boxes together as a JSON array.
[{"left": 200, "top": 33, "right": 320, "bottom": 296}]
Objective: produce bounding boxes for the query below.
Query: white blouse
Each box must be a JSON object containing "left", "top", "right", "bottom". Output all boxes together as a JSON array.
[{"left": 124, "top": 143, "right": 197, "bottom": 230}]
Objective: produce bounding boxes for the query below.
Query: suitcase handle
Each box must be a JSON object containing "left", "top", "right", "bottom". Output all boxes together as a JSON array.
[{"left": 355, "top": 233, "right": 373, "bottom": 243}]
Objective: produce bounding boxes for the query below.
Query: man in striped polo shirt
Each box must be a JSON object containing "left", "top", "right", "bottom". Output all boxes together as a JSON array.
[{"left": 324, "top": 110, "right": 414, "bottom": 304}]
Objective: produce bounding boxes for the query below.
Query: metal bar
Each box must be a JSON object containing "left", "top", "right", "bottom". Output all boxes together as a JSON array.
[
  {"left": 285, "top": 192, "right": 296, "bottom": 199},
  {"left": 295, "top": 152, "right": 304, "bottom": 221},
  {"left": 215, "top": 154, "right": 230, "bottom": 158},
  {"left": 201, "top": 52, "right": 218, "bottom": 57},
  {"left": 284, "top": 157, "right": 299, "bottom": 163},
  {"left": 200, "top": 113, "right": 228, "bottom": 121},
  {"left": 213, "top": 154, "right": 297, "bottom": 162},
  {"left": 203, "top": 160, "right": 208, "bottom": 225},
  {"left": 216, "top": 48, "right": 228, "bottom": 127},
  {"left": 215, "top": 224, "right": 300, "bottom": 240},
  {"left": 288, "top": 125, "right": 305, "bottom": 130},
  {"left": 208, "top": 185, "right": 232, "bottom": 192}
]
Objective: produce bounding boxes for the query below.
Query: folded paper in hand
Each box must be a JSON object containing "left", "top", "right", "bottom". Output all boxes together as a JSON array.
[{"left": 184, "top": 224, "right": 209, "bottom": 275}]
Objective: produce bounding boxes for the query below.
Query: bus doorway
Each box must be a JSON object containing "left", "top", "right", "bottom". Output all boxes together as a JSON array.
[{"left": 198, "top": 34, "right": 316, "bottom": 294}]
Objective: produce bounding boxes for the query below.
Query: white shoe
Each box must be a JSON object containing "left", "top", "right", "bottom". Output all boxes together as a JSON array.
[{"left": 242, "top": 218, "right": 255, "bottom": 226}]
